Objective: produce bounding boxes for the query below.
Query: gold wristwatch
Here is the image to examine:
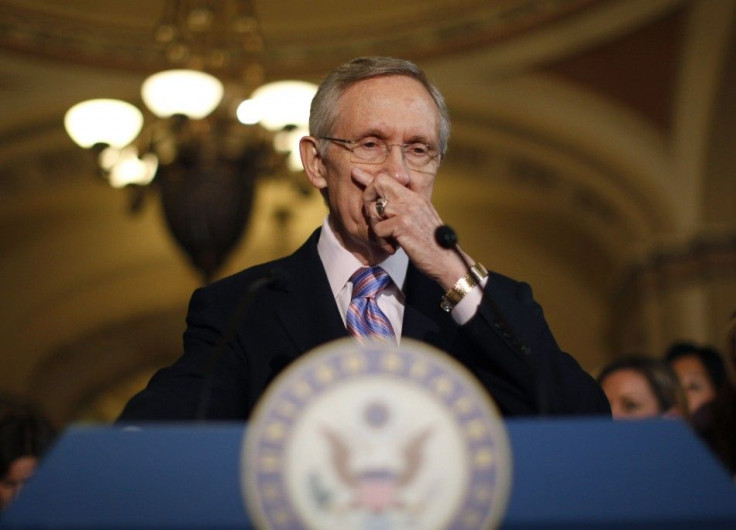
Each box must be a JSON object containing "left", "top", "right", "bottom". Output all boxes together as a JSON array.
[{"left": 440, "top": 263, "right": 488, "bottom": 312}]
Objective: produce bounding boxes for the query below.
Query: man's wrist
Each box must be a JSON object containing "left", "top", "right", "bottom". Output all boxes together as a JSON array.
[{"left": 440, "top": 263, "right": 488, "bottom": 312}]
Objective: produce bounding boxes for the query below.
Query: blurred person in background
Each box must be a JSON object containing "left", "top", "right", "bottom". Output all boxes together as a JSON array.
[
  {"left": 0, "top": 412, "right": 57, "bottom": 511},
  {"left": 724, "top": 312, "right": 736, "bottom": 387},
  {"left": 723, "top": 313, "right": 736, "bottom": 475},
  {"left": 664, "top": 339, "right": 736, "bottom": 475},
  {"left": 665, "top": 341, "right": 726, "bottom": 427},
  {"left": 597, "top": 355, "right": 689, "bottom": 420}
]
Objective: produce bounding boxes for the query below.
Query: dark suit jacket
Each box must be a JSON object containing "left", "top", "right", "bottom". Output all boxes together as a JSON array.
[{"left": 119, "top": 229, "right": 610, "bottom": 421}]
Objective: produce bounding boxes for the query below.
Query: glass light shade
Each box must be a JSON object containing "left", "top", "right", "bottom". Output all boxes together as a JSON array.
[
  {"left": 235, "top": 99, "right": 260, "bottom": 125},
  {"left": 240, "top": 80, "right": 317, "bottom": 131},
  {"left": 99, "top": 146, "right": 158, "bottom": 188},
  {"left": 64, "top": 99, "right": 144, "bottom": 148},
  {"left": 141, "top": 69, "right": 224, "bottom": 119},
  {"left": 274, "top": 126, "right": 307, "bottom": 171}
]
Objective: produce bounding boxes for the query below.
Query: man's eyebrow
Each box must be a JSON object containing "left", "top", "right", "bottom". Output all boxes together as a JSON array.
[
  {"left": 353, "top": 129, "right": 435, "bottom": 146},
  {"left": 405, "top": 135, "right": 433, "bottom": 145},
  {"left": 352, "top": 128, "right": 387, "bottom": 140}
]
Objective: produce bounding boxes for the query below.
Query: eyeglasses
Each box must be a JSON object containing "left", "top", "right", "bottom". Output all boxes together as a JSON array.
[{"left": 319, "top": 136, "right": 440, "bottom": 171}]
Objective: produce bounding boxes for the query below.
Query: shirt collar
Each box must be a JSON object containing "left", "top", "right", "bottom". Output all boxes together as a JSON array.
[{"left": 317, "top": 216, "right": 408, "bottom": 297}]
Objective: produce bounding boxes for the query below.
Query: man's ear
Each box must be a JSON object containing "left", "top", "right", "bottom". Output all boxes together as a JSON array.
[{"left": 300, "top": 136, "right": 327, "bottom": 190}]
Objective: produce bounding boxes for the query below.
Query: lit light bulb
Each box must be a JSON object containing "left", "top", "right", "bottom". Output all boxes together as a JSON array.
[
  {"left": 64, "top": 99, "right": 143, "bottom": 148},
  {"left": 240, "top": 81, "right": 317, "bottom": 131},
  {"left": 141, "top": 69, "right": 224, "bottom": 119}
]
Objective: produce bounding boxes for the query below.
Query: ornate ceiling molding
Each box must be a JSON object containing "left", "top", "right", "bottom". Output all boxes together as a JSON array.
[{"left": 0, "top": 0, "right": 607, "bottom": 77}]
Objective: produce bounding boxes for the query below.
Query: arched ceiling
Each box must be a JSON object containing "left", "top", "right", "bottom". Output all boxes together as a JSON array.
[
  {"left": 0, "top": 0, "right": 734, "bottom": 425},
  {"left": 0, "top": 0, "right": 649, "bottom": 76}
]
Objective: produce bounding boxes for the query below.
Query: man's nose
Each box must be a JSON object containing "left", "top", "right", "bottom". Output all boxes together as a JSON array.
[{"left": 383, "top": 145, "right": 411, "bottom": 185}]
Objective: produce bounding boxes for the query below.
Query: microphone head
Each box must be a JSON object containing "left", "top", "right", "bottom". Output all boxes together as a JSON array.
[{"left": 435, "top": 225, "right": 458, "bottom": 249}]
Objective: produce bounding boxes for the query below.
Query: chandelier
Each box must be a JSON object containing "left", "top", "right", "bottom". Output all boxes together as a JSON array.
[{"left": 63, "top": 0, "right": 316, "bottom": 282}]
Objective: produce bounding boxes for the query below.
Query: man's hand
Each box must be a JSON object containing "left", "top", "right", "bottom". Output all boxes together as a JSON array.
[{"left": 352, "top": 167, "right": 470, "bottom": 291}]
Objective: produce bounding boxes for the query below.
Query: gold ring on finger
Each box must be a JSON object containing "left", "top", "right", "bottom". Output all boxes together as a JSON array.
[{"left": 376, "top": 197, "right": 387, "bottom": 218}]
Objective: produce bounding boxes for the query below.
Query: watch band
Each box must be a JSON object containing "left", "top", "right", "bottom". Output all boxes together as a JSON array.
[{"left": 440, "top": 262, "right": 488, "bottom": 312}]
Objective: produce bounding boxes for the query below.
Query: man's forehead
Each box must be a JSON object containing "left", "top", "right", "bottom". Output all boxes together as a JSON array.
[
  {"left": 339, "top": 74, "right": 432, "bottom": 99},
  {"left": 332, "top": 75, "right": 440, "bottom": 138}
]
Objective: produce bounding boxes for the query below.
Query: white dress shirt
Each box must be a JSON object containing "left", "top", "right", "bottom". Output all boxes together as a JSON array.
[{"left": 317, "top": 217, "right": 485, "bottom": 341}]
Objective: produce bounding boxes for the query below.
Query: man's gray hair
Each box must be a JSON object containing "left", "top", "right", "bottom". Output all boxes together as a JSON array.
[{"left": 309, "top": 56, "right": 450, "bottom": 158}]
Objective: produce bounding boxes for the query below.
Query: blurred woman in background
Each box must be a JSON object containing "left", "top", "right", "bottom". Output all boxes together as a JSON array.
[
  {"left": 664, "top": 339, "right": 736, "bottom": 475},
  {"left": 665, "top": 342, "right": 726, "bottom": 425},
  {"left": 0, "top": 412, "right": 56, "bottom": 511},
  {"left": 597, "top": 355, "right": 689, "bottom": 420}
]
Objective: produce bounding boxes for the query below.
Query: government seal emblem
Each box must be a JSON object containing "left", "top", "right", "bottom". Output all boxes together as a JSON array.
[{"left": 242, "top": 338, "right": 512, "bottom": 529}]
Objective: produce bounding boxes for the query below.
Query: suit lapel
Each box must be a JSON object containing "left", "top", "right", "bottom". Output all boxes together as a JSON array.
[
  {"left": 401, "top": 264, "right": 457, "bottom": 350},
  {"left": 267, "top": 233, "right": 458, "bottom": 355},
  {"left": 270, "top": 229, "right": 348, "bottom": 355}
]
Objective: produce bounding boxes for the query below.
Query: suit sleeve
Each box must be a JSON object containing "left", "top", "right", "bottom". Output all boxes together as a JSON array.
[
  {"left": 459, "top": 273, "right": 611, "bottom": 416},
  {"left": 117, "top": 284, "right": 250, "bottom": 422}
]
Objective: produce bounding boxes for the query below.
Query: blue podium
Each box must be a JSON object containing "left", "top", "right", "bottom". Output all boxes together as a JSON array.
[{"left": 2, "top": 418, "right": 736, "bottom": 529}]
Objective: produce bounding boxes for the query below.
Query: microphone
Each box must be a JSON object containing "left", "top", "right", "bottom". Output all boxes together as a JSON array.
[
  {"left": 435, "top": 225, "right": 458, "bottom": 250},
  {"left": 435, "top": 225, "right": 475, "bottom": 272},
  {"left": 434, "top": 225, "right": 549, "bottom": 415},
  {"left": 195, "top": 268, "right": 286, "bottom": 420}
]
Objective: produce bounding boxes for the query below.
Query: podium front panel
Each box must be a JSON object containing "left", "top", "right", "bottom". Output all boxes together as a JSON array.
[
  {"left": 504, "top": 418, "right": 736, "bottom": 529},
  {"left": 3, "top": 419, "right": 736, "bottom": 529}
]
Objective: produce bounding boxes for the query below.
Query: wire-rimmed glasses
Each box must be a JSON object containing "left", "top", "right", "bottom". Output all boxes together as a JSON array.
[{"left": 320, "top": 136, "right": 440, "bottom": 171}]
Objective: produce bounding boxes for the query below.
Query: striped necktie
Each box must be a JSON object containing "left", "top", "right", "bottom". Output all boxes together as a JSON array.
[{"left": 346, "top": 267, "right": 396, "bottom": 344}]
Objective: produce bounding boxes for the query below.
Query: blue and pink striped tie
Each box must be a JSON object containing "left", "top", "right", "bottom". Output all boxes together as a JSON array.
[{"left": 346, "top": 267, "right": 396, "bottom": 344}]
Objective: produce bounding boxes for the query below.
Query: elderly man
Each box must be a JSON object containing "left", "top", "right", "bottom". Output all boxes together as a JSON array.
[{"left": 119, "top": 56, "right": 610, "bottom": 421}]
